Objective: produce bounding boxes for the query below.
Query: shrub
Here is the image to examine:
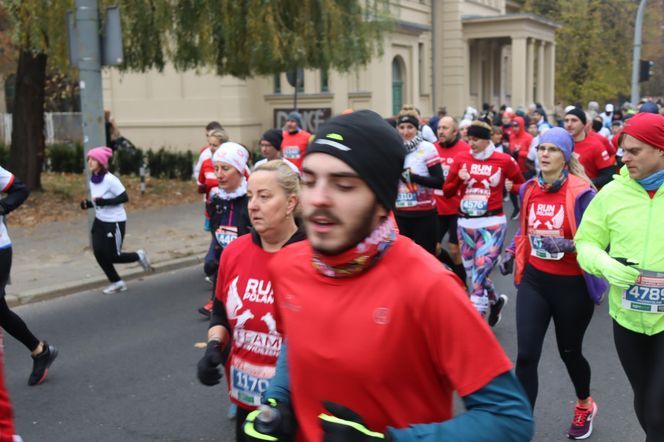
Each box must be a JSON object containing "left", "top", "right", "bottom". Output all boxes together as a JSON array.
[
  {"left": 48, "top": 143, "right": 84, "bottom": 173},
  {"left": 11, "top": 144, "right": 194, "bottom": 179},
  {"left": 111, "top": 148, "right": 143, "bottom": 176}
]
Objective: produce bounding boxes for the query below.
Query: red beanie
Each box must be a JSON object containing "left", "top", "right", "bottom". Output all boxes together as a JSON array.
[{"left": 622, "top": 112, "right": 664, "bottom": 151}]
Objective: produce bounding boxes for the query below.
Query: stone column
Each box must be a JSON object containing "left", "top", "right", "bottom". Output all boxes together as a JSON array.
[
  {"left": 536, "top": 40, "right": 545, "bottom": 104},
  {"left": 511, "top": 37, "right": 527, "bottom": 109},
  {"left": 526, "top": 37, "right": 535, "bottom": 106},
  {"left": 544, "top": 41, "right": 555, "bottom": 111}
]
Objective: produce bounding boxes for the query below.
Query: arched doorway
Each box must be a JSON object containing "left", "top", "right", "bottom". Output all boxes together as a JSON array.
[{"left": 392, "top": 57, "right": 406, "bottom": 116}]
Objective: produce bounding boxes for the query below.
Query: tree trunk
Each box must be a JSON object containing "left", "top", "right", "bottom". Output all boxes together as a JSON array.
[{"left": 9, "top": 50, "right": 47, "bottom": 190}]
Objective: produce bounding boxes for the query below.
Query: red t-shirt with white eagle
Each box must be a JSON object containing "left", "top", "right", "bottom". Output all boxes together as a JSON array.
[
  {"left": 525, "top": 181, "right": 582, "bottom": 276},
  {"left": 434, "top": 139, "right": 469, "bottom": 216},
  {"left": 269, "top": 237, "right": 512, "bottom": 441},
  {"left": 573, "top": 135, "right": 613, "bottom": 180},
  {"left": 443, "top": 150, "right": 524, "bottom": 217},
  {"left": 215, "top": 234, "right": 286, "bottom": 410}
]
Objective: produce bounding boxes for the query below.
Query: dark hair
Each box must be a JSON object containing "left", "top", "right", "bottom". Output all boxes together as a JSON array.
[{"left": 206, "top": 121, "right": 223, "bottom": 132}]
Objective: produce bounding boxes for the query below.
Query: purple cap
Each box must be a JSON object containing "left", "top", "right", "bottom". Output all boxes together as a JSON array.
[{"left": 539, "top": 127, "right": 574, "bottom": 162}]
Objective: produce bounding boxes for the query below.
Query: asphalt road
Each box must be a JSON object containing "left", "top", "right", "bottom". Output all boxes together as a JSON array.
[{"left": 4, "top": 251, "right": 644, "bottom": 441}]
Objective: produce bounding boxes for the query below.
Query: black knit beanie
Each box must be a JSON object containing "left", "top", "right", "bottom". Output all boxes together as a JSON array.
[
  {"left": 261, "top": 129, "right": 283, "bottom": 150},
  {"left": 397, "top": 114, "right": 420, "bottom": 128},
  {"left": 565, "top": 107, "right": 587, "bottom": 125},
  {"left": 467, "top": 123, "right": 491, "bottom": 140},
  {"left": 307, "top": 110, "right": 406, "bottom": 211}
]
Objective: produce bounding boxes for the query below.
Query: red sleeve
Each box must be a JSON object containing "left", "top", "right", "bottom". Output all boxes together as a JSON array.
[
  {"left": 506, "top": 156, "right": 525, "bottom": 193},
  {"left": 600, "top": 135, "right": 615, "bottom": 156},
  {"left": 594, "top": 145, "right": 614, "bottom": 170},
  {"left": 442, "top": 158, "right": 462, "bottom": 197},
  {"left": 423, "top": 273, "right": 512, "bottom": 396}
]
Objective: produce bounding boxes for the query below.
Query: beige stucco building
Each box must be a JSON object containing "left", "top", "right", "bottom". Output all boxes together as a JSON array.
[{"left": 103, "top": 0, "right": 558, "bottom": 152}]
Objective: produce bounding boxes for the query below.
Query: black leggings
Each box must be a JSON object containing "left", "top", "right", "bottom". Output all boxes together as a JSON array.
[
  {"left": 395, "top": 211, "right": 438, "bottom": 255},
  {"left": 0, "top": 247, "right": 40, "bottom": 352},
  {"left": 515, "top": 264, "right": 594, "bottom": 408},
  {"left": 613, "top": 320, "right": 664, "bottom": 441},
  {"left": 234, "top": 406, "right": 250, "bottom": 442},
  {"left": 91, "top": 219, "right": 138, "bottom": 283}
]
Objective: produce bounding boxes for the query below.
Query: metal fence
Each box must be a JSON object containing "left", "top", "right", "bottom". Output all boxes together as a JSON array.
[{"left": 1, "top": 112, "right": 83, "bottom": 145}]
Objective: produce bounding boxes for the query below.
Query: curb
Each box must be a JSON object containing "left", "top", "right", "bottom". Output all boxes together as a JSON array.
[{"left": 7, "top": 253, "right": 205, "bottom": 308}]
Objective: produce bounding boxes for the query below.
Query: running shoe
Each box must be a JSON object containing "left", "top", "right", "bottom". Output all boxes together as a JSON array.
[
  {"left": 510, "top": 210, "right": 520, "bottom": 220},
  {"left": 198, "top": 299, "right": 213, "bottom": 319},
  {"left": 204, "top": 276, "right": 213, "bottom": 285},
  {"left": 28, "top": 342, "right": 58, "bottom": 386},
  {"left": 102, "top": 280, "right": 128, "bottom": 294},
  {"left": 137, "top": 249, "right": 151, "bottom": 272},
  {"left": 227, "top": 403, "right": 238, "bottom": 420},
  {"left": 567, "top": 399, "right": 598, "bottom": 440},
  {"left": 488, "top": 294, "right": 508, "bottom": 327}
]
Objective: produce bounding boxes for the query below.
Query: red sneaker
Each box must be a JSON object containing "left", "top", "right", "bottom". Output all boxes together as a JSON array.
[
  {"left": 198, "top": 299, "right": 213, "bottom": 319},
  {"left": 567, "top": 398, "right": 597, "bottom": 440}
]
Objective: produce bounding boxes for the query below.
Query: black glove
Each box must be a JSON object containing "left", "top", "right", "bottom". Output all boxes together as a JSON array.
[
  {"left": 320, "top": 401, "right": 391, "bottom": 442},
  {"left": 498, "top": 251, "right": 515, "bottom": 276},
  {"left": 80, "top": 199, "right": 94, "bottom": 210},
  {"left": 244, "top": 398, "right": 297, "bottom": 442},
  {"left": 196, "top": 340, "right": 224, "bottom": 386}
]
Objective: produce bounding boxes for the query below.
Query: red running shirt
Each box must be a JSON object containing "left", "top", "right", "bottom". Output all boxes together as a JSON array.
[
  {"left": 443, "top": 150, "right": 524, "bottom": 217},
  {"left": 525, "top": 181, "right": 583, "bottom": 276},
  {"left": 281, "top": 130, "right": 312, "bottom": 171},
  {"left": 270, "top": 237, "right": 513, "bottom": 441},
  {"left": 216, "top": 234, "right": 285, "bottom": 410},
  {"left": 573, "top": 135, "right": 613, "bottom": 179},
  {"left": 434, "top": 139, "right": 470, "bottom": 215}
]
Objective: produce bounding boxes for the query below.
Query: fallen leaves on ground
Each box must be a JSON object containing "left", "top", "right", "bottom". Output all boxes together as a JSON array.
[{"left": 9, "top": 172, "right": 201, "bottom": 228}]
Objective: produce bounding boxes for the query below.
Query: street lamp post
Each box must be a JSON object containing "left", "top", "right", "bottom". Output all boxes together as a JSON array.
[{"left": 630, "top": 0, "right": 648, "bottom": 105}]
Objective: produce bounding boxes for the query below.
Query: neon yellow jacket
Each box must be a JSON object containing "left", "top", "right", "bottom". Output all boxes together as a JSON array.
[{"left": 575, "top": 167, "right": 664, "bottom": 335}]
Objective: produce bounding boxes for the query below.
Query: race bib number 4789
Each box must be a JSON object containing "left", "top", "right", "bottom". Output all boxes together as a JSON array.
[{"left": 622, "top": 270, "right": 664, "bottom": 313}]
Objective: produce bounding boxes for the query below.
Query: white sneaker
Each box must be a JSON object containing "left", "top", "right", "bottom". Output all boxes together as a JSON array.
[
  {"left": 103, "top": 280, "right": 127, "bottom": 294},
  {"left": 137, "top": 249, "right": 151, "bottom": 272}
]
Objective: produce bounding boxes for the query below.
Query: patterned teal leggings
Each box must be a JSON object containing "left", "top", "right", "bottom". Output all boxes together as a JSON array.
[{"left": 457, "top": 222, "right": 507, "bottom": 316}]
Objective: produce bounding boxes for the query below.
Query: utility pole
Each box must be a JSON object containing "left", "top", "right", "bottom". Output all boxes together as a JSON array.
[
  {"left": 74, "top": 0, "right": 105, "bottom": 230},
  {"left": 630, "top": 0, "right": 648, "bottom": 106}
]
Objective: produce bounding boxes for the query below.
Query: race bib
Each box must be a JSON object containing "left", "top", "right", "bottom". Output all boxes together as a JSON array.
[
  {"left": 230, "top": 358, "right": 276, "bottom": 406},
  {"left": 215, "top": 225, "right": 238, "bottom": 248},
  {"left": 460, "top": 194, "right": 488, "bottom": 217},
  {"left": 528, "top": 232, "right": 564, "bottom": 261},
  {"left": 282, "top": 146, "right": 300, "bottom": 160},
  {"left": 396, "top": 182, "right": 418, "bottom": 208},
  {"left": 622, "top": 270, "right": 664, "bottom": 313}
]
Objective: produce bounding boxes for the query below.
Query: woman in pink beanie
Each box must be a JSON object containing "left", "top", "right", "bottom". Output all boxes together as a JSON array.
[{"left": 80, "top": 146, "right": 151, "bottom": 294}]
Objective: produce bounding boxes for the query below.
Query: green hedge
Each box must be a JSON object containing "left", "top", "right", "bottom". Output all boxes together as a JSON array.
[
  {"left": 42, "top": 144, "right": 193, "bottom": 180},
  {"left": 0, "top": 143, "right": 194, "bottom": 180}
]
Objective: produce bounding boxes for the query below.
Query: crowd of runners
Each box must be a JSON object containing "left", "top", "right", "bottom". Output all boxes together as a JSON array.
[{"left": 0, "top": 99, "right": 663, "bottom": 441}]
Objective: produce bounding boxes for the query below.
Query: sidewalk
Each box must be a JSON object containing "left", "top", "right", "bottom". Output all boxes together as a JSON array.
[{"left": 6, "top": 202, "right": 210, "bottom": 306}]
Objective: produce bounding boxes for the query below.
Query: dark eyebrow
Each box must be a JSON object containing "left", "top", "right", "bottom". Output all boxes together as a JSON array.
[{"left": 301, "top": 168, "right": 361, "bottom": 179}]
